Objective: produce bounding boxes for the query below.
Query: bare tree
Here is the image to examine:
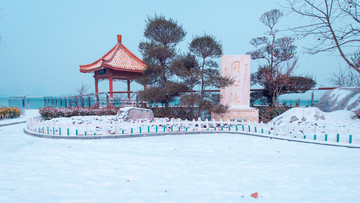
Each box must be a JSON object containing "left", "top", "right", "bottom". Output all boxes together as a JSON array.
[
  {"left": 248, "top": 9, "right": 297, "bottom": 72},
  {"left": 287, "top": 0, "right": 360, "bottom": 74},
  {"left": 249, "top": 9, "right": 315, "bottom": 107},
  {"left": 75, "top": 83, "right": 91, "bottom": 96},
  {"left": 330, "top": 66, "right": 360, "bottom": 86}
]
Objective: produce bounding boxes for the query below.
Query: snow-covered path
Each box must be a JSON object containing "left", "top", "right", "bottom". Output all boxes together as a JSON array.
[{"left": 1, "top": 124, "right": 360, "bottom": 202}]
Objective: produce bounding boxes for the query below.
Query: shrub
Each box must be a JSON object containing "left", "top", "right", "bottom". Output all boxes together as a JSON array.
[
  {"left": 258, "top": 106, "right": 290, "bottom": 123},
  {"left": 149, "top": 106, "right": 191, "bottom": 120},
  {"left": 39, "top": 105, "right": 210, "bottom": 121},
  {"left": 39, "top": 106, "right": 120, "bottom": 120},
  {"left": 0, "top": 106, "right": 21, "bottom": 119}
]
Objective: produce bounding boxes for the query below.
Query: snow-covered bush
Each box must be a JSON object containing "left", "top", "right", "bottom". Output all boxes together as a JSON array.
[{"left": 39, "top": 106, "right": 120, "bottom": 120}]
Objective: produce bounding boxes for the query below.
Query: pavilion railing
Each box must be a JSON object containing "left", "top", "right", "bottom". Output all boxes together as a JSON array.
[{"left": 43, "top": 92, "right": 142, "bottom": 108}]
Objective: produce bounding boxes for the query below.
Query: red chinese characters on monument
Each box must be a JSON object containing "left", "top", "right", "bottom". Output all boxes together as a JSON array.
[{"left": 220, "top": 55, "right": 251, "bottom": 107}]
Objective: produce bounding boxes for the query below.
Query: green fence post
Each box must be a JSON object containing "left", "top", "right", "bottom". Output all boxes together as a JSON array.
[
  {"left": 164, "top": 125, "right": 166, "bottom": 132},
  {"left": 349, "top": 135, "right": 352, "bottom": 144},
  {"left": 221, "top": 125, "right": 223, "bottom": 131},
  {"left": 139, "top": 126, "right": 142, "bottom": 134},
  {"left": 236, "top": 125, "right": 238, "bottom": 131},
  {"left": 53, "top": 127, "right": 55, "bottom": 135},
  {"left": 47, "top": 127, "right": 49, "bottom": 134},
  {"left": 59, "top": 128, "right": 61, "bottom": 135},
  {"left": 314, "top": 134, "right": 316, "bottom": 140},
  {"left": 304, "top": 135, "right": 306, "bottom": 139},
  {"left": 67, "top": 128, "right": 69, "bottom": 136},
  {"left": 122, "top": 129, "right": 124, "bottom": 134},
  {"left": 85, "top": 131, "right": 87, "bottom": 136},
  {"left": 255, "top": 127, "right": 257, "bottom": 133},
  {"left": 178, "top": 126, "right": 181, "bottom": 132},
  {"left": 337, "top": 134, "right": 340, "bottom": 142},
  {"left": 76, "top": 129, "right": 78, "bottom": 136},
  {"left": 131, "top": 128, "right": 133, "bottom": 134},
  {"left": 325, "top": 134, "right": 328, "bottom": 141},
  {"left": 171, "top": 125, "right": 173, "bottom": 132},
  {"left": 261, "top": 129, "right": 264, "bottom": 134},
  {"left": 148, "top": 126, "right": 150, "bottom": 133},
  {"left": 242, "top": 125, "right": 244, "bottom": 131},
  {"left": 228, "top": 125, "right": 231, "bottom": 131},
  {"left": 248, "top": 125, "right": 251, "bottom": 132}
]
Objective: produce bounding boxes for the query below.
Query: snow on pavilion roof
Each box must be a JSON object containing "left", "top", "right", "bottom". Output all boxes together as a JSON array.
[{"left": 79, "top": 35, "right": 146, "bottom": 73}]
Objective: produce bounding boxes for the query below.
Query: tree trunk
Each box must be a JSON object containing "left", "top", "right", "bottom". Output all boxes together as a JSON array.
[{"left": 197, "top": 58, "right": 206, "bottom": 118}]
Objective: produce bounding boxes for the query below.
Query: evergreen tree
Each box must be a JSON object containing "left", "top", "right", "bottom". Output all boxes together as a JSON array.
[
  {"left": 136, "top": 15, "right": 188, "bottom": 110},
  {"left": 172, "top": 34, "right": 233, "bottom": 119}
]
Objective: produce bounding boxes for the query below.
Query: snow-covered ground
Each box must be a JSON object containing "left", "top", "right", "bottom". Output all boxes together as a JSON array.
[
  {"left": 0, "top": 109, "right": 40, "bottom": 125},
  {"left": 24, "top": 107, "right": 360, "bottom": 147},
  {"left": 270, "top": 107, "right": 359, "bottom": 126},
  {"left": 269, "top": 107, "right": 360, "bottom": 144},
  {"left": 1, "top": 122, "right": 360, "bottom": 202},
  {"left": 0, "top": 110, "right": 39, "bottom": 125}
]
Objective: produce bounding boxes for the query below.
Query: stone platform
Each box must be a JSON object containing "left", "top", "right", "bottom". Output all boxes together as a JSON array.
[{"left": 212, "top": 106, "right": 259, "bottom": 122}]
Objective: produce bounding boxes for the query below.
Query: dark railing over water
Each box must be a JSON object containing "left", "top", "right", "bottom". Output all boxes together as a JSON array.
[{"left": 7, "top": 87, "right": 337, "bottom": 111}]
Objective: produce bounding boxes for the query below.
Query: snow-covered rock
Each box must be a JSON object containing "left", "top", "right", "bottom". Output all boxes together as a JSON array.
[
  {"left": 116, "top": 107, "right": 154, "bottom": 121},
  {"left": 316, "top": 87, "right": 360, "bottom": 115},
  {"left": 270, "top": 107, "right": 358, "bottom": 126}
]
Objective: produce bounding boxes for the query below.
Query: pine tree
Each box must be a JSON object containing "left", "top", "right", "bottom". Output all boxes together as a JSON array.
[{"left": 136, "top": 15, "right": 188, "bottom": 110}]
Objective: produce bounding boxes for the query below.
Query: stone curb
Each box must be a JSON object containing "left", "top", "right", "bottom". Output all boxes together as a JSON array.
[
  {"left": 23, "top": 128, "right": 360, "bottom": 149},
  {"left": 0, "top": 121, "right": 26, "bottom": 127}
]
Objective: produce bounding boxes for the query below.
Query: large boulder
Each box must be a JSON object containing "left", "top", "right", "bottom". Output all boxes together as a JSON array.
[
  {"left": 116, "top": 107, "right": 154, "bottom": 121},
  {"left": 316, "top": 87, "right": 360, "bottom": 115}
]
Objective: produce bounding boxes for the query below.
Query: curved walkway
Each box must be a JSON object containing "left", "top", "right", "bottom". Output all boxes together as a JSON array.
[{"left": 23, "top": 128, "right": 360, "bottom": 149}]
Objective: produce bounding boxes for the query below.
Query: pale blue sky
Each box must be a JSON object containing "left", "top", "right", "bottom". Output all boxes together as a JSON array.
[{"left": 0, "top": 0, "right": 344, "bottom": 96}]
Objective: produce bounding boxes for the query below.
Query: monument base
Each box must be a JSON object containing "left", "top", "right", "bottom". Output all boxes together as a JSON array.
[{"left": 212, "top": 106, "right": 259, "bottom": 122}]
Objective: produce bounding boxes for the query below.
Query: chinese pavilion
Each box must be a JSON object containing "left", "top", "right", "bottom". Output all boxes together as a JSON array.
[{"left": 79, "top": 34, "right": 146, "bottom": 98}]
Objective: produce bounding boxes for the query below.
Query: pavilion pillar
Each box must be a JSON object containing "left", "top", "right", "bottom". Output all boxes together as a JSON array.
[
  {"left": 127, "top": 80, "right": 131, "bottom": 100},
  {"left": 94, "top": 76, "right": 99, "bottom": 107},
  {"left": 94, "top": 77, "right": 99, "bottom": 94},
  {"left": 109, "top": 75, "right": 113, "bottom": 98}
]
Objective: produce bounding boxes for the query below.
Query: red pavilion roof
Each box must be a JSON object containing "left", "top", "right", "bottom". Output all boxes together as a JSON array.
[{"left": 80, "top": 35, "right": 146, "bottom": 73}]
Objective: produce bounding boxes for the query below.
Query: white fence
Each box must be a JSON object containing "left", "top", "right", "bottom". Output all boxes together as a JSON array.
[{"left": 26, "top": 117, "right": 359, "bottom": 146}]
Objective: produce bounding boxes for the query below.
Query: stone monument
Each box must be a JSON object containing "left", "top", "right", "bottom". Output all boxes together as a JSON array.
[{"left": 212, "top": 55, "right": 259, "bottom": 122}]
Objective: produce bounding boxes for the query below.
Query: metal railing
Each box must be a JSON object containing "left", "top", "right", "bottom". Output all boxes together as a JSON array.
[{"left": 7, "top": 87, "right": 338, "bottom": 110}]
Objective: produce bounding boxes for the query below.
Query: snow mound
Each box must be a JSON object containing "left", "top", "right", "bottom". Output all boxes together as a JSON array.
[{"left": 270, "top": 107, "right": 358, "bottom": 126}]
